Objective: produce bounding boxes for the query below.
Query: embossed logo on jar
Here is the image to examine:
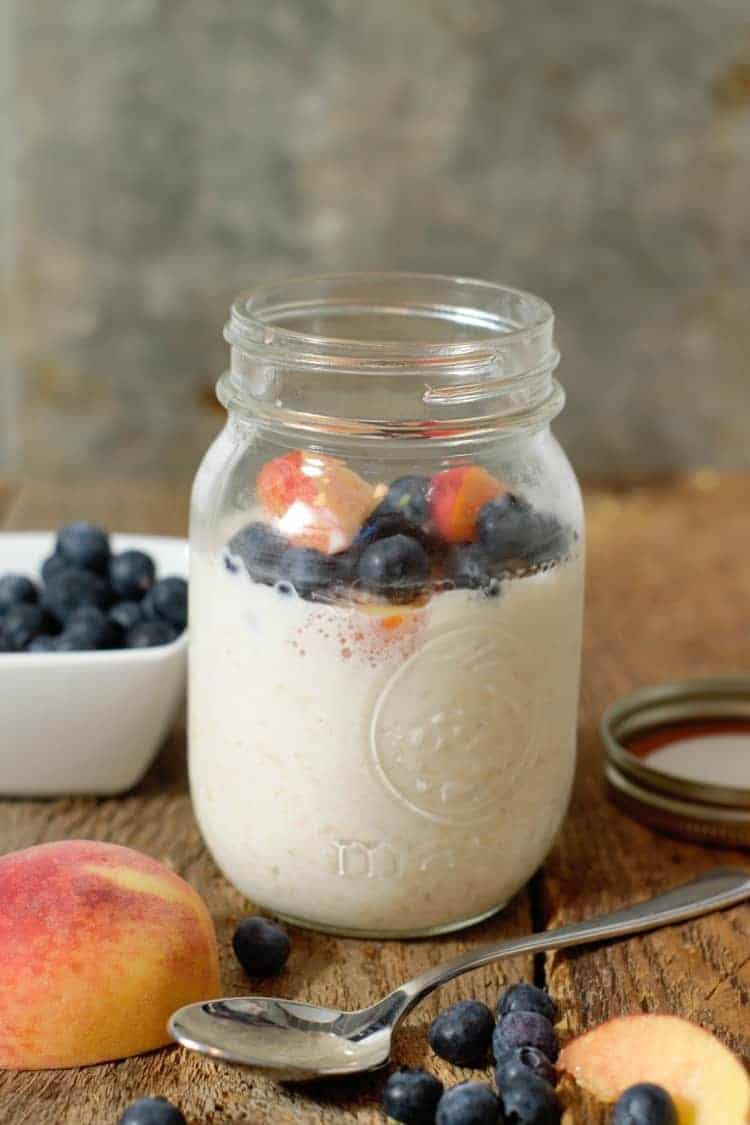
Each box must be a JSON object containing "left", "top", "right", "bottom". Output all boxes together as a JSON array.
[{"left": 371, "top": 626, "right": 539, "bottom": 824}]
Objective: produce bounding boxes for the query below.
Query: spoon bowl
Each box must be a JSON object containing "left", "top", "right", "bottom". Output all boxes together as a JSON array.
[
  {"left": 170, "top": 868, "right": 750, "bottom": 1081},
  {"left": 169, "top": 995, "right": 400, "bottom": 1080}
]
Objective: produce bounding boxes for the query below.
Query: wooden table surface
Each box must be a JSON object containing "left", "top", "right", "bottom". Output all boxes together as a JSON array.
[{"left": 0, "top": 472, "right": 748, "bottom": 1124}]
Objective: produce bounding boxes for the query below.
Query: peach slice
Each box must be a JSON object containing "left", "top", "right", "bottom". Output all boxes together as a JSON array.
[
  {"left": 559, "top": 1014, "right": 750, "bottom": 1125},
  {"left": 257, "top": 451, "right": 376, "bottom": 553},
  {"left": 0, "top": 840, "right": 221, "bottom": 1069},
  {"left": 429, "top": 466, "right": 506, "bottom": 543}
]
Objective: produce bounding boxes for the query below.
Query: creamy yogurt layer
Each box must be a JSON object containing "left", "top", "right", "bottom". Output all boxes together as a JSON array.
[{"left": 189, "top": 550, "right": 584, "bottom": 934}]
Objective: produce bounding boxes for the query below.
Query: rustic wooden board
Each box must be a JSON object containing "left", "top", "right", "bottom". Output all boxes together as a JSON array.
[
  {"left": 0, "top": 479, "right": 19, "bottom": 524},
  {"left": 0, "top": 472, "right": 747, "bottom": 1124},
  {"left": 551, "top": 472, "right": 750, "bottom": 1122}
]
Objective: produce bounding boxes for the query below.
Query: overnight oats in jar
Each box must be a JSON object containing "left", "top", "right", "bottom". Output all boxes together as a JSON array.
[{"left": 189, "top": 273, "right": 584, "bottom": 936}]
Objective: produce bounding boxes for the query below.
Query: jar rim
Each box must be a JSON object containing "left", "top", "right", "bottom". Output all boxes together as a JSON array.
[
  {"left": 225, "top": 272, "right": 555, "bottom": 370},
  {"left": 221, "top": 272, "right": 563, "bottom": 439}
]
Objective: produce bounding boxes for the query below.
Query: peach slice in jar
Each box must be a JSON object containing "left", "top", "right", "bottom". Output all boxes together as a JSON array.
[
  {"left": 558, "top": 1013, "right": 750, "bottom": 1125},
  {"left": 257, "top": 451, "right": 376, "bottom": 553},
  {"left": 429, "top": 466, "right": 506, "bottom": 544}
]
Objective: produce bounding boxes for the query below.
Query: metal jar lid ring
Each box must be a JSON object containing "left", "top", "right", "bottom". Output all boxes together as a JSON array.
[{"left": 601, "top": 676, "right": 750, "bottom": 850}]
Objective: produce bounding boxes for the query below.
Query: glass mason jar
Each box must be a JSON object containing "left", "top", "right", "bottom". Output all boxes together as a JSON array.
[{"left": 189, "top": 273, "right": 584, "bottom": 938}]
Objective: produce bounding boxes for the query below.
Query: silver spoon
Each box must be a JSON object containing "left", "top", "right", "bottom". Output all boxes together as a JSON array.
[{"left": 169, "top": 867, "right": 750, "bottom": 1081}]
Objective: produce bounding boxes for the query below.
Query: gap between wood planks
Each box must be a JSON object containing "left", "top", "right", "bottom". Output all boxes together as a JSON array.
[{"left": 529, "top": 869, "right": 550, "bottom": 992}]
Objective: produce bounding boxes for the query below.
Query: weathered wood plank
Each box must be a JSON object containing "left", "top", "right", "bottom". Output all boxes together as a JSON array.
[
  {"left": 551, "top": 472, "right": 750, "bottom": 1124},
  {"left": 0, "top": 477, "right": 534, "bottom": 1124},
  {"left": 0, "top": 478, "right": 21, "bottom": 526},
  {"left": 0, "top": 475, "right": 190, "bottom": 537}
]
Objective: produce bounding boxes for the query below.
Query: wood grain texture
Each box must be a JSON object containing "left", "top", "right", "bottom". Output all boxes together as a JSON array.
[
  {"left": 0, "top": 471, "right": 748, "bottom": 1124},
  {"left": 0, "top": 479, "right": 18, "bottom": 524},
  {"left": 553, "top": 471, "right": 750, "bottom": 1124}
]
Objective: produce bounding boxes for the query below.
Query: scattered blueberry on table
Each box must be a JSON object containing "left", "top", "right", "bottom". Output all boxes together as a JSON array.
[
  {"left": 495, "top": 1045, "right": 557, "bottom": 1089},
  {"left": 435, "top": 1082, "right": 503, "bottom": 1125},
  {"left": 0, "top": 522, "right": 187, "bottom": 652},
  {"left": 382, "top": 1069, "right": 444, "bottom": 1125},
  {"left": 232, "top": 916, "right": 291, "bottom": 978},
  {"left": 382, "top": 979, "right": 562, "bottom": 1125},
  {"left": 493, "top": 1010, "right": 558, "bottom": 1064},
  {"left": 428, "top": 1000, "right": 495, "bottom": 1067},
  {"left": 496, "top": 984, "right": 556, "bottom": 1024},
  {"left": 117, "top": 1096, "right": 186, "bottom": 1125},
  {"left": 612, "top": 1083, "right": 678, "bottom": 1125},
  {"left": 499, "top": 1069, "right": 561, "bottom": 1124}
]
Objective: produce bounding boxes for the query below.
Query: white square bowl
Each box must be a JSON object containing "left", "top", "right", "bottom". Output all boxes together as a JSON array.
[{"left": 0, "top": 532, "right": 188, "bottom": 797}]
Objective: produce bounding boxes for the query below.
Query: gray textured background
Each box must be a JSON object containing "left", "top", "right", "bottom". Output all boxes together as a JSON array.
[{"left": 3, "top": 0, "right": 749, "bottom": 481}]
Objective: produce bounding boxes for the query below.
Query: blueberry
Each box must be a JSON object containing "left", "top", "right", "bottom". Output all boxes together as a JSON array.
[
  {"left": 58, "top": 606, "right": 120, "bottom": 650},
  {"left": 382, "top": 1068, "right": 444, "bottom": 1124},
  {"left": 279, "top": 547, "right": 341, "bottom": 599},
  {"left": 378, "top": 475, "right": 432, "bottom": 528},
  {"left": 435, "top": 1082, "right": 502, "bottom": 1125},
  {"left": 0, "top": 574, "right": 38, "bottom": 616},
  {"left": 500, "top": 1071, "right": 560, "bottom": 1124},
  {"left": 109, "top": 600, "right": 144, "bottom": 634},
  {"left": 475, "top": 495, "right": 530, "bottom": 559},
  {"left": 497, "top": 984, "right": 556, "bottom": 1023},
  {"left": 110, "top": 550, "right": 156, "bottom": 601},
  {"left": 42, "top": 568, "right": 110, "bottom": 624},
  {"left": 495, "top": 1046, "right": 556, "bottom": 1090},
  {"left": 232, "top": 916, "right": 290, "bottom": 978},
  {"left": 354, "top": 507, "right": 421, "bottom": 552},
  {"left": 493, "top": 1012, "right": 557, "bottom": 1062},
  {"left": 428, "top": 1000, "right": 495, "bottom": 1067},
  {"left": 141, "top": 577, "right": 187, "bottom": 631},
  {"left": 227, "top": 521, "right": 288, "bottom": 585},
  {"left": 521, "top": 513, "right": 569, "bottom": 567},
  {"left": 612, "top": 1083, "right": 678, "bottom": 1125},
  {"left": 329, "top": 547, "right": 358, "bottom": 587},
  {"left": 41, "top": 552, "right": 74, "bottom": 583},
  {"left": 117, "top": 1096, "right": 186, "bottom": 1125},
  {"left": 1, "top": 604, "right": 50, "bottom": 651},
  {"left": 445, "top": 545, "right": 500, "bottom": 596},
  {"left": 125, "top": 621, "right": 178, "bottom": 648},
  {"left": 56, "top": 521, "right": 110, "bottom": 574},
  {"left": 477, "top": 497, "right": 568, "bottom": 567},
  {"left": 358, "top": 534, "right": 430, "bottom": 602},
  {"left": 28, "top": 635, "right": 58, "bottom": 653}
]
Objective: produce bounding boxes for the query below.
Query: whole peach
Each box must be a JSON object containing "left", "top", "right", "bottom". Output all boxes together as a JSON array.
[{"left": 0, "top": 840, "right": 221, "bottom": 1069}]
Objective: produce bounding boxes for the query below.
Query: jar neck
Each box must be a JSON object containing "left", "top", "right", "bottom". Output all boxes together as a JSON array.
[{"left": 219, "top": 273, "right": 565, "bottom": 441}]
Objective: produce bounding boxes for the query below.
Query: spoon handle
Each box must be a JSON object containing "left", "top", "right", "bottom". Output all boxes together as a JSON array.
[{"left": 396, "top": 867, "right": 750, "bottom": 1012}]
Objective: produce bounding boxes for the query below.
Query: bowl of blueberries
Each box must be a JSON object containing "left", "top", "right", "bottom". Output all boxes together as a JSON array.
[{"left": 0, "top": 522, "right": 188, "bottom": 797}]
